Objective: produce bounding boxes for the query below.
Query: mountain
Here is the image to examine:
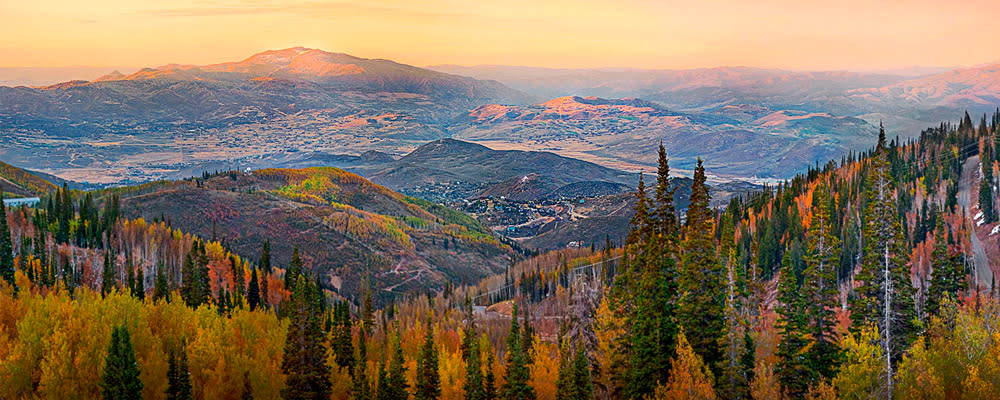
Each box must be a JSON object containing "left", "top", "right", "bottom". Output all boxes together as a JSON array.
[
  {"left": 352, "top": 138, "right": 638, "bottom": 201},
  {"left": 447, "top": 96, "right": 876, "bottom": 177},
  {"left": 427, "top": 65, "right": 909, "bottom": 111},
  {"left": 431, "top": 64, "right": 1000, "bottom": 165},
  {"left": 846, "top": 63, "right": 1000, "bottom": 108},
  {"left": 117, "top": 167, "right": 512, "bottom": 299},
  {"left": 0, "top": 48, "right": 533, "bottom": 184}
]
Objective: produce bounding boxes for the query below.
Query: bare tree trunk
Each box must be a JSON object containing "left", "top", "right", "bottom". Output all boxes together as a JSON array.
[{"left": 883, "top": 244, "right": 893, "bottom": 400}]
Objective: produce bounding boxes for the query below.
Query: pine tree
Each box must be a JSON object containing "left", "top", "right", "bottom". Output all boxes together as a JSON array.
[
  {"left": 557, "top": 344, "right": 593, "bottom": 400},
  {"left": 125, "top": 254, "right": 135, "bottom": 296},
  {"left": 462, "top": 297, "right": 484, "bottom": 400},
  {"left": 484, "top": 350, "right": 498, "bottom": 400},
  {"left": 281, "top": 276, "right": 333, "bottom": 399},
  {"left": 100, "top": 323, "right": 144, "bottom": 400},
  {"left": 247, "top": 267, "right": 261, "bottom": 311},
  {"left": 383, "top": 334, "right": 409, "bottom": 400},
  {"left": 775, "top": 252, "right": 813, "bottom": 397},
  {"left": 502, "top": 303, "right": 534, "bottom": 400},
  {"left": 802, "top": 185, "right": 842, "bottom": 379},
  {"left": 415, "top": 318, "right": 441, "bottom": 400},
  {"left": 134, "top": 264, "right": 145, "bottom": 301},
  {"left": 0, "top": 193, "right": 14, "bottom": 287},
  {"left": 927, "top": 217, "right": 966, "bottom": 316},
  {"left": 979, "top": 158, "right": 995, "bottom": 223},
  {"left": 376, "top": 364, "right": 390, "bottom": 400},
  {"left": 352, "top": 328, "right": 371, "bottom": 400},
  {"left": 719, "top": 250, "right": 748, "bottom": 400},
  {"left": 849, "top": 124, "right": 917, "bottom": 398},
  {"left": 332, "top": 301, "right": 356, "bottom": 372},
  {"left": 464, "top": 339, "right": 484, "bottom": 400},
  {"left": 101, "top": 250, "right": 116, "bottom": 297},
  {"left": 259, "top": 239, "right": 272, "bottom": 273},
  {"left": 153, "top": 264, "right": 170, "bottom": 303},
  {"left": 181, "top": 253, "right": 196, "bottom": 306},
  {"left": 166, "top": 343, "right": 193, "bottom": 400},
  {"left": 625, "top": 146, "right": 681, "bottom": 399},
  {"left": 286, "top": 245, "right": 304, "bottom": 289},
  {"left": 677, "top": 158, "right": 725, "bottom": 377}
]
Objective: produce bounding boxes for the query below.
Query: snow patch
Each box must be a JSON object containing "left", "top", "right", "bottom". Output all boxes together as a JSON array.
[
  {"left": 975, "top": 211, "right": 984, "bottom": 220},
  {"left": 991, "top": 225, "right": 1000, "bottom": 236}
]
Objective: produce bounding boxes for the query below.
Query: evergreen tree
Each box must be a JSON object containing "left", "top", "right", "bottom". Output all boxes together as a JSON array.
[
  {"left": 281, "top": 276, "right": 332, "bottom": 400},
  {"left": 153, "top": 264, "right": 170, "bottom": 303},
  {"left": 101, "top": 250, "right": 116, "bottom": 298},
  {"left": 352, "top": 328, "right": 371, "bottom": 400},
  {"left": 332, "top": 301, "right": 356, "bottom": 372},
  {"left": 557, "top": 344, "right": 593, "bottom": 400},
  {"left": 677, "top": 158, "right": 726, "bottom": 377},
  {"left": 286, "top": 245, "right": 304, "bottom": 289},
  {"left": 502, "top": 303, "right": 534, "bottom": 400},
  {"left": 376, "top": 364, "right": 390, "bottom": 400},
  {"left": 849, "top": 124, "right": 917, "bottom": 397},
  {"left": 247, "top": 267, "right": 261, "bottom": 311},
  {"left": 626, "top": 146, "right": 681, "bottom": 399},
  {"left": 484, "top": 351, "right": 498, "bottom": 400},
  {"left": 927, "top": 216, "right": 966, "bottom": 316},
  {"left": 134, "top": 264, "right": 145, "bottom": 301},
  {"left": 100, "top": 323, "right": 144, "bottom": 400},
  {"left": 0, "top": 193, "right": 14, "bottom": 287},
  {"left": 979, "top": 158, "right": 996, "bottom": 223},
  {"left": 415, "top": 318, "right": 441, "bottom": 400},
  {"left": 125, "top": 254, "right": 135, "bottom": 296},
  {"left": 462, "top": 297, "right": 484, "bottom": 400},
  {"left": 382, "top": 334, "right": 409, "bottom": 400},
  {"left": 259, "top": 239, "right": 272, "bottom": 273},
  {"left": 464, "top": 339, "right": 484, "bottom": 400},
  {"left": 180, "top": 253, "right": 197, "bottom": 306},
  {"left": 166, "top": 343, "right": 193, "bottom": 400},
  {"left": 719, "top": 250, "right": 748, "bottom": 400},
  {"left": 775, "top": 252, "right": 813, "bottom": 397},
  {"left": 802, "top": 185, "right": 842, "bottom": 379}
]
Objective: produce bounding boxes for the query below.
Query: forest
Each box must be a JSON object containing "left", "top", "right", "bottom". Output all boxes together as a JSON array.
[{"left": 1, "top": 108, "right": 1000, "bottom": 399}]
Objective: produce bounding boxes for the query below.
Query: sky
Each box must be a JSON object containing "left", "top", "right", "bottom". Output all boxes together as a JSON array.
[{"left": 2, "top": 0, "right": 999, "bottom": 71}]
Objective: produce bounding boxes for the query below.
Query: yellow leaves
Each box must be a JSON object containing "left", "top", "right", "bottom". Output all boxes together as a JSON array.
[
  {"left": 529, "top": 339, "right": 559, "bottom": 400},
  {"left": 895, "top": 338, "right": 945, "bottom": 400},
  {"left": 833, "top": 324, "right": 887, "bottom": 400},
  {"left": 593, "top": 291, "right": 626, "bottom": 397},
  {"left": 0, "top": 287, "right": 286, "bottom": 399},
  {"left": 656, "top": 330, "right": 717, "bottom": 400}
]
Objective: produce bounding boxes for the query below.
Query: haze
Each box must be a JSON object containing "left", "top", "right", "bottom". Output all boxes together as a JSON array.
[{"left": 2, "top": 0, "right": 999, "bottom": 71}]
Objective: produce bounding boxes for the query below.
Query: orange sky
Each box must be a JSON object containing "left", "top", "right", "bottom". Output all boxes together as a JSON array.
[{"left": 2, "top": 0, "right": 998, "bottom": 70}]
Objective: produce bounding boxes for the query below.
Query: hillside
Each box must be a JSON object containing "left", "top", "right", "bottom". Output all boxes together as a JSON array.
[
  {"left": 0, "top": 160, "right": 58, "bottom": 197},
  {"left": 117, "top": 167, "right": 512, "bottom": 299},
  {"left": 356, "top": 138, "right": 637, "bottom": 200}
]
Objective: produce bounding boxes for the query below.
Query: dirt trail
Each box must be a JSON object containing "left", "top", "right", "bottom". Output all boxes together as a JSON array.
[{"left": 957, "top": 155, "right": 992, "bottom": 287}]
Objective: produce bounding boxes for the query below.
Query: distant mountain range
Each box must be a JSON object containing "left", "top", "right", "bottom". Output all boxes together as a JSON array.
[{"left": 2, "top": 48, "right": 999, "bottom": 185}]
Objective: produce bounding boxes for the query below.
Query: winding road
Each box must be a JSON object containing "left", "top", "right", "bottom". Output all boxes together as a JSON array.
[{"left": 957, "top": 155, "right": 992, "bottom": 287}]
